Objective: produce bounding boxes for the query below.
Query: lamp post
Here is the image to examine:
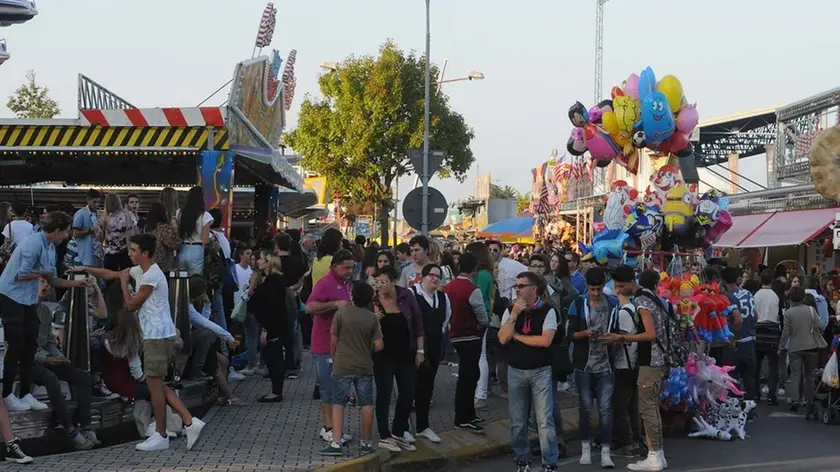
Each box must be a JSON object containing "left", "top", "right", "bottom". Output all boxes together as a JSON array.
[
  {"left": 421, "top": 0, "right": 431, "bottom": 236},
  {"left": 439, "top": 71, "right": 485, "bottom": 84}
]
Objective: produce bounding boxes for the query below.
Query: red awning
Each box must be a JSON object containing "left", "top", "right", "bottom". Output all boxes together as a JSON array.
[
  {"left": 736, "top": 208, "right": 838, "bottom": 248},
  {"left": 714, "top": 213, "right": 774, "bottom": 248}
]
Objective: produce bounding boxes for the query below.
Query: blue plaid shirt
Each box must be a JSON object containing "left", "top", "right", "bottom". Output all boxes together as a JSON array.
[{"left": 0, "top": 232, "right": 57, "bottom": 305}]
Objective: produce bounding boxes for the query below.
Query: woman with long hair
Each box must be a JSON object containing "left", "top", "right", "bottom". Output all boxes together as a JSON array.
[
  {"left": 248, "top": 251, "right": 290, "bottom": 402},
  {"left": 465, "top": 241, "right": 496, "bottom": 409},
  {"left": 160, "top": 187, "right": 179, "bottom": 226},
  {"left": 367, "top": 250, "right": 395, "bottom": 286},
  {"left": 176, "top": 186, "right": 214, "bottom": 276},
  {"left": 144, "top": 202, "right": 181, "bottom": 272},
  {"left": 313, "top": 228, "right": 343, "bottom": 285},
  {"left": 100, "top": 193, "right": 138, "bottom": 272},
  {"left": 99, "top": 283, "right": 145, "bottom": 402}
]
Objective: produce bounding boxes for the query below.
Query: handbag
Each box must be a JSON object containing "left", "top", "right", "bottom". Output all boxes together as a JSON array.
[
  {"left": 232, "top": 287, "right": 250, "bottom": 323},
  {"left": 809, "top": 307, "right": 829, "bottom": 349}
]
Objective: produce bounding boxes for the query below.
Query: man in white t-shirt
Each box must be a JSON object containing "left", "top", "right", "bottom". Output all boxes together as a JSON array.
[
  {"left": 1, "top": 204, "right": 34, "bottom": 246},
  {"left": 398, "top": 235, "right": 431, "bottom": 288},
  {"left": 608, "top": 265, "right": 642, "bottom": 457},
  {"left": 81, "top": 233, "right": 206, "bottom": 452},
  {"left": 487, "top": 240, "right": 527, "bottom": 300},
  {"left": 233, "top": 246, "right": 253, "bottom": 306},
  {"left": 754, "top": 269, "right": 782, "bottom": 405}
]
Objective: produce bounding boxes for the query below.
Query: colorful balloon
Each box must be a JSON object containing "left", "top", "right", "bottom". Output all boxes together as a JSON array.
[
  {"left": 656, "top": 74, "right": 685, "bottom": 113},
  {"left": 613, "top": 96, "right": 641, "bottom": 136},
  {"left": 706, "top": 210, "right": 732, "bottom": 244},
  {"left": 583, "top": 124, "right": 620, "bottom": 161},
  {"left": 658, "top": 131, "right": 690, "bottom": 154},
  {"left": 568, "top": 101, "right": 589, "bottom": 127},
  {"left": 676, "top": 103, "right": 699, "bottom": 134},
  {"left": 602, "top": 111, "right": 620, "bottom": 137},
  {"left": 663, "top": 184, "right": 695, "bottom": 234},
  {"left": 589, "top": 105, "right": 603, "bottom": 124},
  {"left": 638, "top": 92, "right": 676, "bottom": 146},
  {"left": 567, "top": 128, "right": 587, "bottom": 156},
  {"left": 624, "top": 73, "right": 640, "bottom": 99},
  {"left": 624, "top": 202, "right": 663, "bottom": 250},
  {"left": 638, "top": 67, "right": 656, "bottom": 102}
]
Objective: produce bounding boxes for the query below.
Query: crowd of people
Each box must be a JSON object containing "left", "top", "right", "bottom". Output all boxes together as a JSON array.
[{"left": 1, "top": 192, "right": 835, "bottom": 472}]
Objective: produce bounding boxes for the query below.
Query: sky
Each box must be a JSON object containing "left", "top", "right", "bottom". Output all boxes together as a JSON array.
[{"left": 1, "top": 0, "right": 839, "bottom": 215}]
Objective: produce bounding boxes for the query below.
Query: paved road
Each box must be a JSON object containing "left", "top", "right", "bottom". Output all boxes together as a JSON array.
[
  {"left": 0, "top": 356, "right": 512, "bottom": 471},
  {"left": 451, "top": 404, "right": 840, "bottom": 471}
]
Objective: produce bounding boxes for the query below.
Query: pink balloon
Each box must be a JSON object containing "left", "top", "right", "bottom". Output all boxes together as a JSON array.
[
  {"left": 707, "top": 210, "right": 732, "bottom": 244},
  {"left": 676, "top": 104, "right": 699, "bottom": 134},
  {"left": 584, "top": 124, "right": 620, "bottom": 161},
  {"left": 589, "top": 105, "right": 603, "bottom": 123},
  {"left": 624, "top": 73, "right": 640, "bottom": 99}
]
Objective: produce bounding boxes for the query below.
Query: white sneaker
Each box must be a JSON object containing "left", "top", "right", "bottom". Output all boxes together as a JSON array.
[
  {"left": 136, "top": 432, "right": 170, "bottom": 451},
  {"left": 761, "top": 385, "right": 769, "bottom": 395},
  {"left": 184, "top": 418, "right": 206, "bottom": 451},
  {"left": 657, "top": 450, "right": 668, "bottom": 469},
  {"left": 239, "top": 366, "right": 256, "bottom": 375},
  {"left": 627, "top": 451, "right": 665, "bottom": 471},
  {"left": 145, "top": 423, "right": 177, "bottom": 438},
  {"left": 4, "top": 395, "right": 30, "bottom": 412},
  {"left": 417, "top": 428, "right": 441, "bottom": 443},
  {"left": 558, "top": 381, "right": 570, "bottom": 392},
  {"left": 777, "top": 388, "right": 786, "bottom": 397},
  {"left": 580, "top": 442, "right": 592, "bottom": 465},
  {"left": 21, "top": 394, "right": 48, "bottom": 411},
  {"left": 403, "top": 431, "right": 416, "bottom": 444},
  {"left": 256, "top": 366, "right": 269, "bottom": 376},
  {"left": 378, "top": 437, "right": 402, "bottom": 452},
  {"left": 228, "top": 369, "right": 246, "bottom": 381},
  {"left": 319, "top": 427, "right": 351, "bottom": 444},
  {"left": 601, "top": 445, "right": 614, "bottom": 469}
]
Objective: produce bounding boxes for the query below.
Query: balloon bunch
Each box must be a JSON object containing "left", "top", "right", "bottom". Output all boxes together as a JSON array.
[
  {"left": 580, "top": 181, "right": 639, "bottom": 267},
  {"left": 661, "top": 366, "right": 695, "bottom": 409},
  {"left": 687, "top": 353, "right": 744, "bottom": 405},
  {"left": 567, "top": 66, "right": 699, "bottom": 171}
]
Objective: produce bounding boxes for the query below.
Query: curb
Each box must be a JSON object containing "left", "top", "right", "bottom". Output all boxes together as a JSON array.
[{"left": 314, "top": 406, "right": 582, "bottom": 472}]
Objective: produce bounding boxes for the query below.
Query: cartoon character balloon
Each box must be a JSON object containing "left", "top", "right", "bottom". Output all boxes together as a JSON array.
[
  {"left": 638, "top": 92, "right": 676, "bottom": 147},
  {"left": 663, "top": 184, "right": 695, "bottom": 235},
  {"left": 645, "top": 165, "right": 683, "bottom": 208},
  {"left": 603, "top": 180, "right": 638, "bottom": 230},
  {"left": 624, "top": 202, "right": 663, "bottom": 250}
]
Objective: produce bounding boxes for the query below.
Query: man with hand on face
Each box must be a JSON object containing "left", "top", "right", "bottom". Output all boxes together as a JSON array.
[{"left": 499, "top": 272, "right": 560, "bottom": 472}]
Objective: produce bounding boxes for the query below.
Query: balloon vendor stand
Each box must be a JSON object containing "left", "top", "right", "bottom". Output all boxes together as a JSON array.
[{"left": 648, "top": 252, "right": 756, "bottom": 441}]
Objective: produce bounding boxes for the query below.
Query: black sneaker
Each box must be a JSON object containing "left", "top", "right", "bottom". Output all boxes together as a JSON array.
[
  {"left": 455, "top": 422, "right": 484, "bottom": 433},
  {"left": 516, "top": 461, "right": 532, "bottom": 472},
  {"left": 92, "top": 383, "right": 119, "bottom": 400},
  {"left": 470, "top": 416, "right": 486, "bottom": 425},
  {"left": 5, "top": 438, "right": 33, "bottom": 464}
]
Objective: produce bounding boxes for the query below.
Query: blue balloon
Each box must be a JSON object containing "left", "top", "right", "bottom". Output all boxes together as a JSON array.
[
  {"left": 638, "top": 66, "right": 657, "bottom": 102},
  {"left": 638, "top": 92, "right": 675, "bottom": 146}
]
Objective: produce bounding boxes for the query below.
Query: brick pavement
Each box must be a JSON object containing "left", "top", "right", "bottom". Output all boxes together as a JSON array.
[{"left": 0, "top": 356, "right": 536, "bottom": 472}]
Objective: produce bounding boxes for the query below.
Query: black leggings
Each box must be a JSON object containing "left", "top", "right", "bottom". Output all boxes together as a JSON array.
[
  {"left": 1, "top": 295, "right": 38, "bottom": 398},
  {"left": 415, "top": 346, "right": 441, "bottom": 432},
  {"left": 374, "top": 356, "right": 415, "bottom": 439},
  {"left": 263, "top": 337, "right": 286, "bottom": 396},
  {"left": 453, "top": 339, "right": 482, "bottom": 425}
]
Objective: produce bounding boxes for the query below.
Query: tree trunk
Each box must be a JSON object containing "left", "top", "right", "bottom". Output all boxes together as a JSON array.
[{"left": 379, "top": 200, "right": 391, "bottom": 248}]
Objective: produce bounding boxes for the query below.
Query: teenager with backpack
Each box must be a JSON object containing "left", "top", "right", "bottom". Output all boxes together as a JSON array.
[
  {"left": 600, "top": 270, "right": 673, "bottom": 471},
  {"left": 567, "top": 267, "right": 618, "bottom": 468}
]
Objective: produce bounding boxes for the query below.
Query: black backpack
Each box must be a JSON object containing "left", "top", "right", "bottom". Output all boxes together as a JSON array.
[{"left": 637, "top": 291, "right": 687, "bottom": 367}]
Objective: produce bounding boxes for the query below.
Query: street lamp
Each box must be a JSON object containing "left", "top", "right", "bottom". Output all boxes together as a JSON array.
[
  {"left": 439, "top": 71, "right": 485, "bottom": 84},
  {"left": 319, "top": 61, "right": 338, "bottom": 71}
]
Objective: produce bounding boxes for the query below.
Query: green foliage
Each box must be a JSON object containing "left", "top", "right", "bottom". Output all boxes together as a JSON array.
[
  {"left": 285, "top": 40, "right": 474, "bottom": 244},
  {"left": 490, "top": 184, "right": 520, "bottom": 200},
  {"left": 6, "top": 70, "right": 60, "bottom": 119}
]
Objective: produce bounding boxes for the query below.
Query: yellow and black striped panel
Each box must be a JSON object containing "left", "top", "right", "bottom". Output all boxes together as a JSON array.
[{"left": 0, "top": 126, "right": 229, "bottom": 150}]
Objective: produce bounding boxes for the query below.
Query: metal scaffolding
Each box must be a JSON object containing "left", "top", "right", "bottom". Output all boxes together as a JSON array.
[{"left": 77, "top": 74, "right": 136, "bottom": 111}]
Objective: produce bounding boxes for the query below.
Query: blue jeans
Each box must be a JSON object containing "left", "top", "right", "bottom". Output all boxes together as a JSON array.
[
  {"left": 211, "top": 289, "right": 227, "bottom": 331},
  {"left": 245, "top": 313, "right": 261, "bottom": 368},
  {"left": 177, "top": 244, "right": 204, "bottom": 276},
  {"left": 314, "top": 354, "right": 333, "bottom": 405},
  {"left": 509, "top": 365, "right": 558, "bottom": 465},
  {"left": 332, "top": 374, "right": 374, "bottom": 406},
  {"left": 575, "top": 370, "right": 615, "bottom": 446}
]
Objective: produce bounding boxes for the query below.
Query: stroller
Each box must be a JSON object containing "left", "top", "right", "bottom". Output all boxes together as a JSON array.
[{"left": 807, "top": 340, "right": 840, "bottom": 424}]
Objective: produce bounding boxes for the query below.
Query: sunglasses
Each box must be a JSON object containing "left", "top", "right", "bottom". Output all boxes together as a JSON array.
[{"left": 514, "top": 283, "right": 535, "bottom": 290}]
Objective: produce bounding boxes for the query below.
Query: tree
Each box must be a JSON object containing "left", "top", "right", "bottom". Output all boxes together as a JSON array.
[
  {"left": 7, "top": 70, "right": 60, "bottom": 119},
  {"left": 285, "top": 40, "right": 474, "bottom": 248},
  {"left": 517, "top": 192, "right": 531, "bottom": 215},
  {"left": 490, "top": 184, "right": 520, "bottom": 200}
]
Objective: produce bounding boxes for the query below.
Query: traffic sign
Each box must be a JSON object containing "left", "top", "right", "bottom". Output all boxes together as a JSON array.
[
  {"left": 403, "top": 186, "right": 448, "bottom": 231},
  {"left": 407, "top": 149, "right": 446, "bottom": 177},
  {"left": 354, "top": 216, "right": 372, "bottom": 237}
]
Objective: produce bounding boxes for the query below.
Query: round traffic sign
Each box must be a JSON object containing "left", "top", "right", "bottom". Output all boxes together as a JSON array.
[{"left": 402, "top": 186, "right": 448, "bottom": 231}]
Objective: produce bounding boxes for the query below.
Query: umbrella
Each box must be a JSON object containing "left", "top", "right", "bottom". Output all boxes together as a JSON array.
[{"left": 476, "top": 216, "right": 535, "bottom": 241}]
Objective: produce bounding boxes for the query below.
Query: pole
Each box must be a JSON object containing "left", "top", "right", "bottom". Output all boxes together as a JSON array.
[
  {"left": 421, "top": 0, "right": 431, "bottom": 236},
  {"left": 392, "top": 178, "right": 399, "bottom": 247}
]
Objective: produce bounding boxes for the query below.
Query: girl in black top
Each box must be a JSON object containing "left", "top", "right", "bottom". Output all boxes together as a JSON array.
[{"left": 248, "top": 251, "right": 288, "bottom": 402}]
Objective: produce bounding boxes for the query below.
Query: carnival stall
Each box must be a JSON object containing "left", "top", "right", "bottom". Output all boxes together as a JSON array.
[
  {"left": 476, "top": 215, "right": 535, "bottom": 244},
  {"left": 529, "top": 156, "right": 594, "bottom": 250}
]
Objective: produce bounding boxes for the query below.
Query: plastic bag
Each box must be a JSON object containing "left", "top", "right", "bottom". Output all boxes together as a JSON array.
[{"left": 822, "top": 352, "right": 839, "bottom": 388}]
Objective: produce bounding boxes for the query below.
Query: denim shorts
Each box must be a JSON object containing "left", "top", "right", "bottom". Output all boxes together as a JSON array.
[
  {"left": 313, "top": 354, "right": 333, "bottom": 404},
  {"left": 177, "top": 244, "right": 205, "bottom": 277},
  {"left": 332, "top": 374, "right": 374, "bottom": 406}
]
